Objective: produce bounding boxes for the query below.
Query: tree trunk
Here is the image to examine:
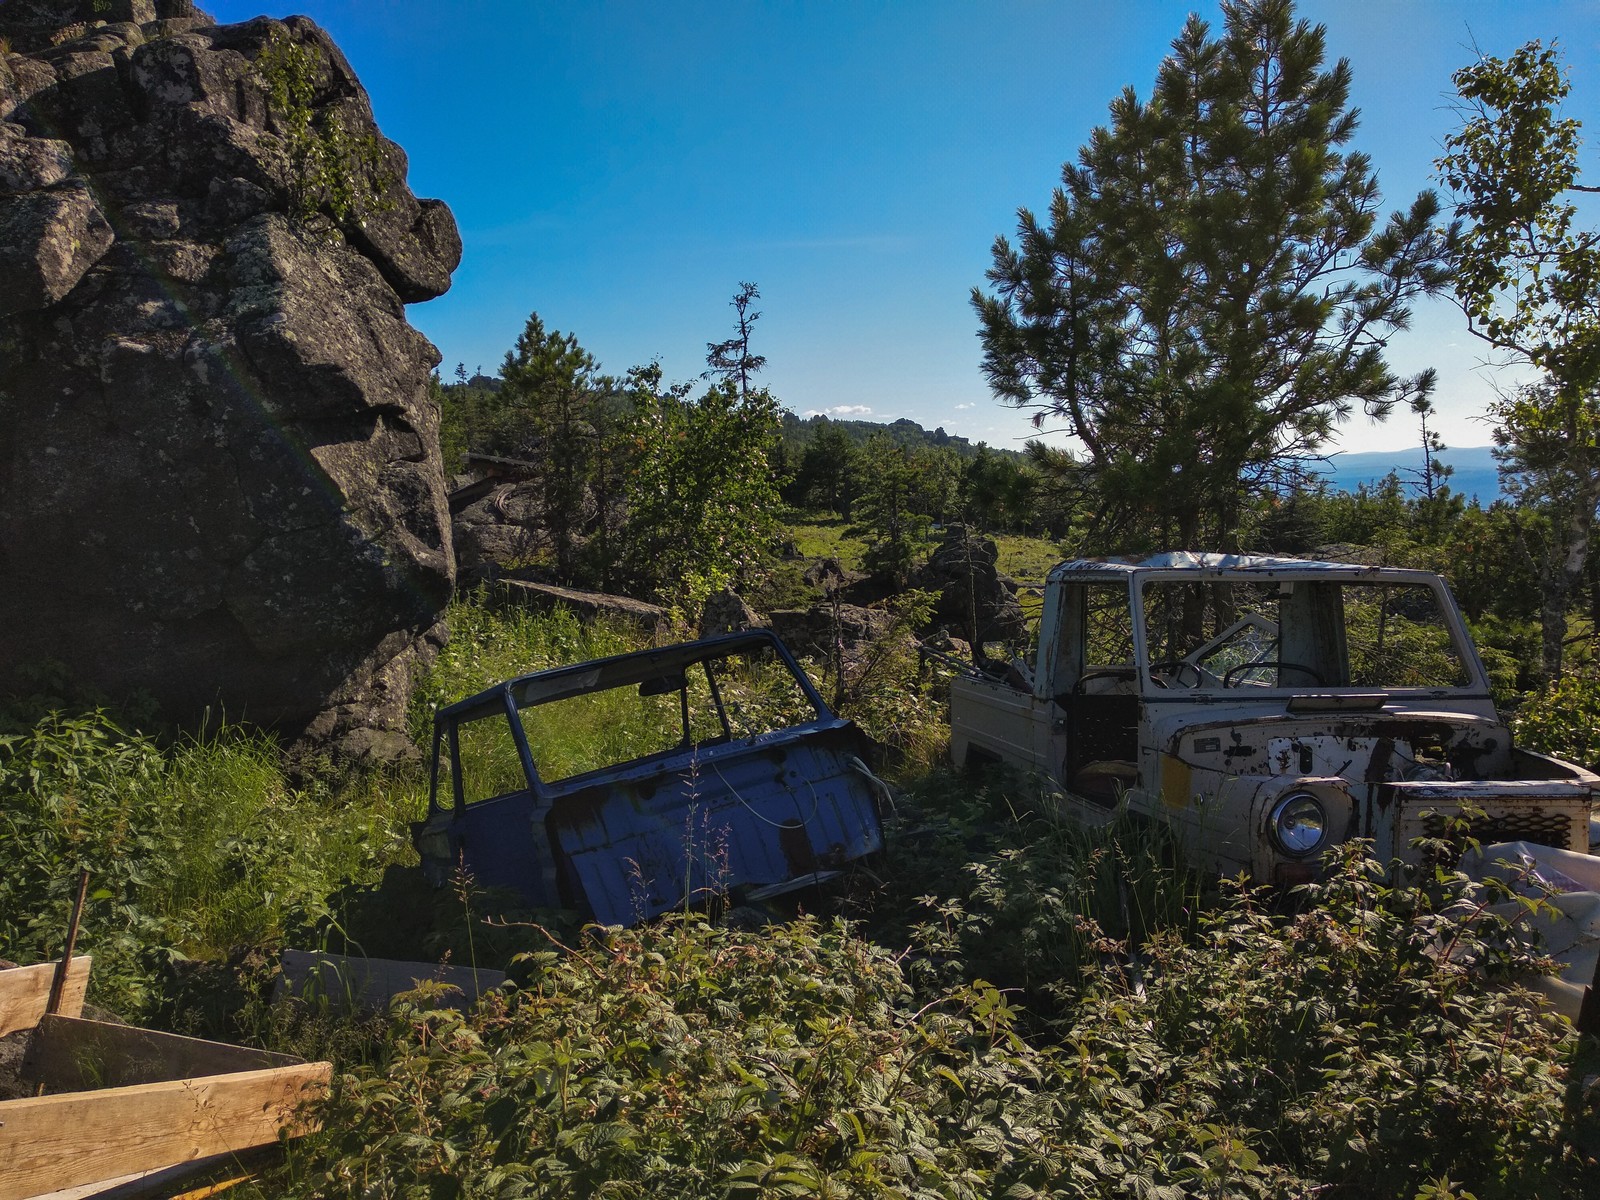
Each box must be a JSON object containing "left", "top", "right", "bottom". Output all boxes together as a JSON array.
[{"left": 1538, "top": 479, "right": 1600, "bottom": 683}]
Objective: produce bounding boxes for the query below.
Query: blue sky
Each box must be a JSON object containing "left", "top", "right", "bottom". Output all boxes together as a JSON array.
[{"left": 206, "top": 0, "right": 1600, "bottom": 457}]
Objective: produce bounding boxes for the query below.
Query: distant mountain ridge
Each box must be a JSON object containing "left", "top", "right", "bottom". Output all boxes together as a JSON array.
[
  {"left": 785, "top": 410, "right": 1506, "bottom": 501},
  {"left": 781, "top": 413, "right": 1020, "bottom": 460},
  {"left": 1316, "top": 445, "right": 1501, "bottom": 503}
]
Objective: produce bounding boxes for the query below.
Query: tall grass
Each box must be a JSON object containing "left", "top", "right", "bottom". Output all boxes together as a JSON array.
[
  {"left": 409, "top": 596, "right": 647, "bottom": 744},
  {"left": 0, "top": 713, "right": 427, "bottom": 1016}
]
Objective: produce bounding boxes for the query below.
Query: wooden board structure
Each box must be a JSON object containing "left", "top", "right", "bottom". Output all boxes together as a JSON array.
[
  {"left": 0, "top": 956, "right": 90, "bottom": 1036},
  {"left": 0, "top": 963, "right": 330, "bottom": 1200}
]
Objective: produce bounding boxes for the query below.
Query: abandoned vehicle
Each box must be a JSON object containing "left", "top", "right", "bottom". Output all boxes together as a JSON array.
[
  {"left": 414, "top": 630, "right": 885, "bottom": 925},
  {"left": 949, "top": 552, "right": 1600, "bottom": 884}
]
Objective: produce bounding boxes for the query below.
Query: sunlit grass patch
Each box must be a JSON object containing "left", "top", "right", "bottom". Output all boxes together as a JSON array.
[
  {"left": 786, "top": 513, "right": 873, "bottom": 571},
  {"left": 992, "top": 532, "right": 1062, "bottom": 582}
]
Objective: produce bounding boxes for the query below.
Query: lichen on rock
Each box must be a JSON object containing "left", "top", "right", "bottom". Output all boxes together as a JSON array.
[{"left": 0, "top": 1, "right": 462, "bottom": 753}]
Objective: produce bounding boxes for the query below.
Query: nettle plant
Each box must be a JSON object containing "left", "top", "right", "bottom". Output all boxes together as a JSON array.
[{"left": 277, "top": 843, "right": 1600, "bottom": 1200}]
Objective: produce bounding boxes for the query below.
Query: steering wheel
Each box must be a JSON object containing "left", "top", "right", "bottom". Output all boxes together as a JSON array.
[
  {"left": 1148, "top": 659, "right": 1204, "bottom": 688},
  {"left": 1221, "top": 660, "right": 1325, "bottom": 688},
  {"left": 1070, "top": 667, "right": 1136, "bottom": 696}
]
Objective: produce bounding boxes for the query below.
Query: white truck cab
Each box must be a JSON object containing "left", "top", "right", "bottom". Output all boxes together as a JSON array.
[{"left": 950, "top": 552, "right": 1598, "bottom": 883}]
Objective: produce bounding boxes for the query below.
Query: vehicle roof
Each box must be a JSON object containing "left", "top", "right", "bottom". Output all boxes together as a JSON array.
[
  {"left": 434, "top": 628, "right": 817, "bottom": 724},
  {"left": 1046, "top": 551, "right": 1443, "bottom": 585}
]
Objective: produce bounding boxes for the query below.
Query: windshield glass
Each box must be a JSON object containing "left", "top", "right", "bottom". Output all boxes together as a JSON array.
[{"left": 1138, "top": 578, "right": 1473, "bottom": 690}]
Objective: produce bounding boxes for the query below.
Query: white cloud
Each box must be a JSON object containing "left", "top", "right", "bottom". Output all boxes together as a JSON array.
[
  {"left": 955, "top": 402, "right": 975, "bottom": 410},
  {"left": 803, "top": 405, "right": 874, "bottom": 417}
]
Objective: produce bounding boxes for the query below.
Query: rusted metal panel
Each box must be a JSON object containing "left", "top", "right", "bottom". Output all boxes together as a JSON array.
[
  {"left": 553, "top": 733, "right": 880, "bottom": 925},
  {"left": 955, "top": 551, "right": 1600, "bottom": 879},
  {"left": 416, "top": 630, "right": 885, "bottom": 926}
]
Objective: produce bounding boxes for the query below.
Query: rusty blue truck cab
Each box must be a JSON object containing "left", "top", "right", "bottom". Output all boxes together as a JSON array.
[{"left": 414, "top": 629, "right": 885, "bottom": 926}]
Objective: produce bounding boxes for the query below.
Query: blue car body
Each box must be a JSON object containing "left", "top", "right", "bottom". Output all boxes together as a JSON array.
[{"left": 414, "top": 629, "right": 884, "bottom": 926}]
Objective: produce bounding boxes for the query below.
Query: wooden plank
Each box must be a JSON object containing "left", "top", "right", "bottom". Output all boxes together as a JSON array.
[
  {"left": 26, "top": 1146, "right": 276, "bottom": 1200},
  {"left": 0, "top": 958, "right": 90, "bottom": 1037},
  {"left": 25, "top": 1016, "right": 300, "bottom": 1092},
  {"left": 277, "top": 948, "right": 505, "bottom": 1011},
  {"left": 0, "top": 1061, "right": 330, "bottom": 1200}
]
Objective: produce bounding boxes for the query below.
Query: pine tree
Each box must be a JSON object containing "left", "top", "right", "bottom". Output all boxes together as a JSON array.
[{"left": 973, "top": 0, "right": 1450, "bottom": 552}]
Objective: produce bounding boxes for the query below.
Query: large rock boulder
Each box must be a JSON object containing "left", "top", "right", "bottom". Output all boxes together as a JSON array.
[
  {"left": 0, "top": 4, "right": 461, "bottom": 745},
  {"left": 451, "top": 481, "right": 543, "bottom": 584},
  {"left": 908, "top": 525, "right": 1027, "bottom": 647}
]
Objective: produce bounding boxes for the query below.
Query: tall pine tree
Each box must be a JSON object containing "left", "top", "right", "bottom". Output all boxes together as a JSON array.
[{"left": 973, "top": 0, "right": 1451, "bottom": 552}]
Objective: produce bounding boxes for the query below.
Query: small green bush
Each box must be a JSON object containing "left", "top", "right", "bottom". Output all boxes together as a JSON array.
[
  {"left": 0, "top": 712, "right": 422, "bottom": 1017},
  {"left": 0, "top": 712, "right": 174, "bottom": 1013},
  {"left": 281, "top": 916, "right": 1061, "bottom": 1199},
  {"left": 274, "top": 844, "right": 1598, "bottom": 1200},
  {"left": 1514, "top": 670, "right": 1600, "bottom": 772}
]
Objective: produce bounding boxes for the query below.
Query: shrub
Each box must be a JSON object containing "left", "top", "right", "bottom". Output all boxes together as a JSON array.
[
  {"left": 0, "top": 712, "right": 174, "bottom": 1014},
  {"left": 280, "top": 916, "right": 1062, "bottom": 1199},
  {"left": 0, "top": 712, "right": 422, "bottom": 1018},
  {"left": 1514, "top": 670, "right": 1600, "bottom": 772},
  {"left": 276, "top": 842, "right": 1597, "bottom": 1200}
]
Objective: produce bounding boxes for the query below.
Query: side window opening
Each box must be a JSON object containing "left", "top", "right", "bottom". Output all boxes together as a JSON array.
[{"left": 454, "top": 708, "right": 530, "bottom": 805}]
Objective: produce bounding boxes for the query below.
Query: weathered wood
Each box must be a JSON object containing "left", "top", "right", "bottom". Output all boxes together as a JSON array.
[
  {"left": 0, "top": 1060, "right": 329, "bottom": 1200},
  {"left": 277, "top": 948, "right": 505, "bottom": 1011},
  {"left": 27, "top": 1147, "right": 273, "bottom": 1200},
  {"left": 24, "top": 1015, "right": 296, "bottom": 1092},
  {"left": 0, "top": 957, "right": 89, "bottom": 1037},
  {"left": 46, "top": 871, "right": 91, "bottom": 1017},
  {"left": 492, "top": 579, "right": 669, "bottom": 632}
]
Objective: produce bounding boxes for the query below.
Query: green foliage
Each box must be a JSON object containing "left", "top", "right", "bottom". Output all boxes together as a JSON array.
[
  {"left": 270, "top": 829, "right": 1596, "bottom": 1199},
  {"left": 623, "top": 370, "right": 783, "bottom": 615},
  {"left": 0, "top": 713, "right": 421, "bottom": 1017},
  {"left": 255, "top": 29, "right": 390, "bottom": 225},
  {"left": 497, "top": 314, "right": 619, "bottom": 582},
  {"left": 1440, "top": 40, "right": 1600, "bottom": 682},
  {"left": 851, "top": 433, "right": 957, "bottom": 587},
  {"left": 0, "top": 713, "right": 173, "bottom": 1014},
  {"left": 1439, "top": 40, "right": 1600, "bottom": 397},
  {"left": 974, "top": 0, "right": 1450, "bottom": 551},
  {"left": 1056, "top": 845, "right": 1596, "bottom": 1199},
  {"left": 829, "top": 590, "right": 949, "bottom": 769},
  {"left": 959, "top": 444, "right": 1038, "bottom": 534},
  {"left": 280, "top": 915, "right": 1064, "bottom": 1200},
  {"left": 868, "top": 770, "right": 1211, "bottom": 1019},
  {"left": 786, "top": 421, "right": 862, "bottom": 517},
  {"left": 7, "top": 601, "right": 1598, "bottom": 1197},
  {"left": 1513, "top": 668, "right": 1600, "bottom": 772}
]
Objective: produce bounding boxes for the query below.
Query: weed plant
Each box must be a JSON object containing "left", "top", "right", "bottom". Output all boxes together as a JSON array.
[
  {"left": 860, "top": 766, "right": 1213, "bottom": 1023},
  {"left": 1514, "top": 665, "right": 1600, "bottom": 772},
  {"left": 267, "top": 847, "right": 1599, "bottom": 1199},
  {"left": 0, "top": 712, "right": 422, "bottom": 1018}
]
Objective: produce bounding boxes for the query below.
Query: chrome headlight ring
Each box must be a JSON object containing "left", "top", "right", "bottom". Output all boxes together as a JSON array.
[{"left": 1269, "top": 791, "right": 1328, "bottom": 858}]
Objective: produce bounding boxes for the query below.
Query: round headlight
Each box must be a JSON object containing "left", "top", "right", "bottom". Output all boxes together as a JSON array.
[{"left": 1270, "top": 792, "right": 1327, "bottom": 857}]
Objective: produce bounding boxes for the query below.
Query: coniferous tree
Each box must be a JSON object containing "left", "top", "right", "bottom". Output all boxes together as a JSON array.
[
  {"left": 973, "top": 0, "right": 1451, "bottom": 552},
  {"left": 792, "top": 421, "right": 862, "bottom": 517},
  {"left": 499, "top": 313, "right": 610, "bottom": 583}
]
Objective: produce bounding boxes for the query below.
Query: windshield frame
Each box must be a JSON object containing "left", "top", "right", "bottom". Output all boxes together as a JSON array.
[{"left": 1127, "top": 567, "right": 1491, "bottom": 700}]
